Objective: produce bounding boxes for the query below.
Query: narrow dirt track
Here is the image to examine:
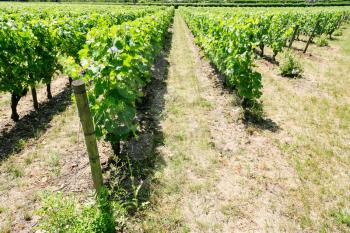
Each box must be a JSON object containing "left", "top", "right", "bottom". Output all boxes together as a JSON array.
[{"left": 137, "top": 12, "right": 299, "bottom": 232}]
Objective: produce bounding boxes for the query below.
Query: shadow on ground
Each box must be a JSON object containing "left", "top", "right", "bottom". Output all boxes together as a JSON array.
[
  {"left": 242, "top": 108, "right": 280, "bottom": 133},
  {"left": 104, "top": 27, "right": 173, "bottom": 217},
  {"left": 253, "top": 49, "right": 279, "bottom": 65},
  {"left": 261, "top": 54, "right": 279, "bottom": 65},
  {"left": 0, "top": 87, "right": 72, "bottom": 162}
]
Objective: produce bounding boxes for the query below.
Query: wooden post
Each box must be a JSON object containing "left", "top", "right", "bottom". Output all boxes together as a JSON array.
[
  {"left": 72, "top": 80, "right": 103, "bottom": 192},
  {"left": 304, "top": 15, "right": 321, "bottom": 54},
  {"left": 288, "top": 25, "right": 299, "bottom": 49}
]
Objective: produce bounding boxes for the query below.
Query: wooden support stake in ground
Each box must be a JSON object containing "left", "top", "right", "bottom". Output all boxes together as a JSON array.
[
  {"left": 288, "top": 25, "right": 299, "bottom": 49},
  {"left": 304, "top": 16, "right": 321, "bottom": 54},
  {"left": 72, "top": 80, "right": 104, "bottom": 192}
]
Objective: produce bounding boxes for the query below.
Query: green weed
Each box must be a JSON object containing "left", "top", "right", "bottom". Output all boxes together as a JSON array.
[
  {"left": 36, "top": 190, "right": 121, "bottom": 233},
  {"left": 331, "top": 209, "right": 350, "bottom": 227},
  {"left": 13, "top": 139, "right": 26, "bottom": 153},
  {"left": 315, "top": 35, "right": 329, "bottom": 47},
  {"left": 5, "top": 163, "right": 24, "bottom": 178},
  {"left": 46, "top": 152, "right": 61, "bottom": 175},
  {"left": 23, "top": 211, "right": 32, "bottom": 221},
  {"left": 279, "top": 50, "right": 303, "bottom": 78},
  {"left": 333, "top": 30, "right": 343, "bottom": 36},
  {"left": 0, "top": 205, "right": 6, "bottom": 214}
]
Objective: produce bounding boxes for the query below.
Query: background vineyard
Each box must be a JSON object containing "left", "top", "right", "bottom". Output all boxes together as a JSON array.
[
  {"left": 1, "top": 2, "right": 350, "bottom": 232},
  {"left": 4, "top": 0, "right": 350, "bottom": 7}
]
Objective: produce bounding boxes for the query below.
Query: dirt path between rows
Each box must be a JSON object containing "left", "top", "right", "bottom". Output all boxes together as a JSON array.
[{"left": 134, "top": 12, "right": 300, "bottom": 232}]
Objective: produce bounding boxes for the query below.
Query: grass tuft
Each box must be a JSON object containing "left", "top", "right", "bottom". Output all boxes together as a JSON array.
[
  {"left": 315, "top": 35, "right": 329, "bottom": 47},
  {"left": 5, "top": 163, "right": 24, "bottom": 178},
  {"left": 279, "top": 50, "right": 303, "bottom": 78},
  {"left": 331, "top": 209, "right": 350, "bottom": 227}
]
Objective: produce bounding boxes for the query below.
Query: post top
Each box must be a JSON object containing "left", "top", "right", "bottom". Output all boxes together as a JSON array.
[{"left": 72, "top": 79, "right": 86, "bottom": 94}]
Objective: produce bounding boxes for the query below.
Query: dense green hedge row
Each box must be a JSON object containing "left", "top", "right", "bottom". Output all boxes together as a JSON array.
[
  {"left": 0, "top": 4, "right": 161, "bottom": 121},
  {"left": 67, "top": 8, "right": 174, "bottom": 147},
  {"left": 5, "top": 0, "right": 350, "bottom": 7},
  {"left": 134, "top": 2, "right": 350, "bottom": 6},
  {"left": 0, "top": 3, "right": 174, "bottom": 153}
]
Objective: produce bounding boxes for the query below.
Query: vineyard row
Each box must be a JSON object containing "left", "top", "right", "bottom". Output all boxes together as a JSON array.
[{"left": 180, "top": 7, "right": 350, "bottom": 103}]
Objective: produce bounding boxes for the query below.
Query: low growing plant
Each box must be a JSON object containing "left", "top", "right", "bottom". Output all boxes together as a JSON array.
[
  {"left": 36, "top": 190, "right": 124, "bottom": 233},
  {"left": 333, "top": 30, "right": 343, "bottom": 37},
  {"left": 331, "top": 208, "right": 350, "bottom": 227},
  {"left": 315, "top": 34, "right": 329, "bottom": 47},
  {"left": 279, "top": 50, "right": 303, "bottom": 78}
]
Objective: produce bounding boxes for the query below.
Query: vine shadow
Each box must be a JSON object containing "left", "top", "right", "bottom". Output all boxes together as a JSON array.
[
  {"left": 242, "top": 106, "right": 280, "bottom": 133},
  {"left": 261, "top": 54, "right": 279, "bottom": 65},
  {"left": 253, "top": 49, "right": 279, "bottom": 65},
  {"left": 0, "top": 87, "right": 72, "bottom": 162},
  {"left": 103, "top": 26, "right": 173, "bottom": 218}
]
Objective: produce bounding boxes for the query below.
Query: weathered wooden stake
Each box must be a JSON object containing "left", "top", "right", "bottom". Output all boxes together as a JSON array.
[
  {"left": 304, "top": 16, "right": 321, "bottom": 54},
  {"left": 72, "top": 80, "right": 104, "bottom": 192},
  {"left": 288, "top": 25, "right": 299, "bottom": 49}
]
